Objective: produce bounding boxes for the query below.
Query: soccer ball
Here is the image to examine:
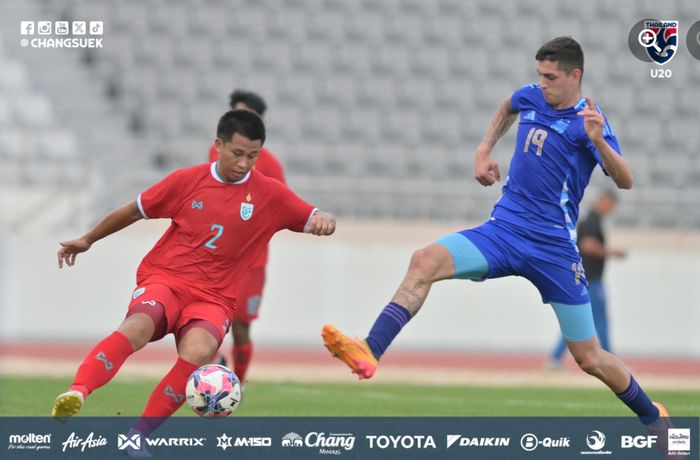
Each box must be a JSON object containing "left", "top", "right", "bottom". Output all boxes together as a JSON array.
[{"left": 185, "top": 364, "right": 242, "bottom": 417}]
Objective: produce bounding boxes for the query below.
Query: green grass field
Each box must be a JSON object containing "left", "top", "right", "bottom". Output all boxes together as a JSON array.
[{"left": 1, "top": 376, "right": 698, "bottom": 417}]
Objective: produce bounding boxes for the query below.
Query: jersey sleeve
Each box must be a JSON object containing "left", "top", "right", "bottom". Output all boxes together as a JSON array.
[
  {"left": 137, "top": 168, "right": 190, "bottom": 219},
  {"left": 585, "top": 107, "right": 622, "bottom": 175},
  {"left": 270, "top": 181, "right": 316, "bottom": 232},
  {"left": 510, "top": 84, "right": 539, "bottom": 112}
]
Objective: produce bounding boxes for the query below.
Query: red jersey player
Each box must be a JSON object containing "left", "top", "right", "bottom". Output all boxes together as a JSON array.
[
  {"left": 52, "top": 110, "right": 335, "bottom": 438},
  {"left": 207, "top": 90, "right": 286, "bottom": 386}
]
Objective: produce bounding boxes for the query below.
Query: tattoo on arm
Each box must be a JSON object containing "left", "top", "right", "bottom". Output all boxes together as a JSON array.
[{"left": 482, "top": 100, "right": 518, "bottom": 149}]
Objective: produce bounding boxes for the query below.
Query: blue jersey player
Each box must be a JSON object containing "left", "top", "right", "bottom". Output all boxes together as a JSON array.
[{"left": 322, "top": 37, "right": 671, "bottom": 431}]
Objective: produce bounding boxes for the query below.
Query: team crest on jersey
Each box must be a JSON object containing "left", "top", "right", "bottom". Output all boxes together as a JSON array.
[
  {"left": 643, "top": 20, "right": 678, "bottom": 65},
  {"left": 240, "top": 202, "right": 254, "bottom": 220}
]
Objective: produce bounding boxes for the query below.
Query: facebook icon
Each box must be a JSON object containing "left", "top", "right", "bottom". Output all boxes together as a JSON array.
[{"left": 20, "top": 21, "right": 34, "bottom": 35}]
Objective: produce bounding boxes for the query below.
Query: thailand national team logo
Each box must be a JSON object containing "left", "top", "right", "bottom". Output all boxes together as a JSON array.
[
  {"left": 641, "top": 20, "right": 678, "bottom": 65},
  {"left": 240, "top": 202, "right": 254, "bottom": 221}
]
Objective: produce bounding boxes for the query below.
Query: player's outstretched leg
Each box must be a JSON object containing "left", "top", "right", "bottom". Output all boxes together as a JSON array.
[
  {"left": 51, "top": 330, "right": 136, "bottom": 417},
  {"left": 322, "top": 242, "right": 458, "bottom": 379},
  {"left": 322, "top": 324, "right": 379, "bottom": 379},
  {"left": 50, "top": 311, "right": 159, "bottom": 418},
  {"left": 567, "top": 337, "right": 668, "bottom": 424}
]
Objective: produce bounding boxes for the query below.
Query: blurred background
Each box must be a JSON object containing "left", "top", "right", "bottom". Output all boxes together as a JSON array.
[{"left": 0, "top": 0, "right": 698, "bottom": 361}]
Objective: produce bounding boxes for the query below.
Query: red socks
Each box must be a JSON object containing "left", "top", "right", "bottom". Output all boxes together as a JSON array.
[
  {"left": 70, "top": 331, "right": 134, "bottom": 397},
  {"left": 134, "top": 357, "right": 199, "bottom": 435},
  {"left": 233, "top": 341, "right": 253, "bottom": 383}
]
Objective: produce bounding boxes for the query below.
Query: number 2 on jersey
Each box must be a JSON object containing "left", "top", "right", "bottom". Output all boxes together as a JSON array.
[
  {"left": 204, "top": 224, "right": 224, "bottom": 249},
  {"left": 524, "top": 127, "right": 548, "bottom": 156}
]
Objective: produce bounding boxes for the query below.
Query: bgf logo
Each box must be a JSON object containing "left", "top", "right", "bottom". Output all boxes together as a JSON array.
[{"left": 621, "top": 435, "right": 657, "bottom": 448}]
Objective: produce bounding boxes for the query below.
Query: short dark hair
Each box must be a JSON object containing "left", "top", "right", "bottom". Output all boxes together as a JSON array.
[
  {"left": 535, "top": 36, "right": 584, "bottom": 77},
  {"left": 229, "top": 89, "right": 267, "bottom": 116},
  {"left": 216, "top": 110, "right": 266, "bottom": 145}
]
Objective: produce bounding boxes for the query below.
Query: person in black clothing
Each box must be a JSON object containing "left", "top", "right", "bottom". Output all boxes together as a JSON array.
[{"left": 549, "top": 190, "right": 626, "bottom": 367}]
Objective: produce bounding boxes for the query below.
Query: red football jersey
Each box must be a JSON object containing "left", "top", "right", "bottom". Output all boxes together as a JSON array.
[
  {"left": 209, "top": 144, "right": 286, "bottom": 268},
  {"left": 136, "top": 163, "right": 315, "bottom": 312}
]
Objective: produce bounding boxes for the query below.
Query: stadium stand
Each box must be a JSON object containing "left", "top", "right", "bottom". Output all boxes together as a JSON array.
[{"left": 0, "top": 0, "right": 698, "bottom": 228}]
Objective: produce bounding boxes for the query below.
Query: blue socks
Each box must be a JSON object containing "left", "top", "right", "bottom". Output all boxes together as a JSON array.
[
  {"left": 365, "top": 302, "right": 412, "bottom": 359},
  {"left": 615, "top": 375, "right": 660, "bottom": 424}
]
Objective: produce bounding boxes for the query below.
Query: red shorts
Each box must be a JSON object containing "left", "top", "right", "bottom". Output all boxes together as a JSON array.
[
  {"left": 127, "top": 276, "right": 231, "bottom": 345},
  {"left": 233, "top": 267, "right": 266, "bottom": 324}
]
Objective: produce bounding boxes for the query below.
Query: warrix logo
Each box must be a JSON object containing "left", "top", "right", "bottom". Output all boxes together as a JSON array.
[
  {"left": 94, "top": 352, "right": 113, "bottom": 371},
  {"left": 117, "top": 433, "right": 141, "bottom": 450},
  {"left": 191, "top": 200, "right": 204, "bottom": 210},
  {"left": 163, "top": 385, "right": 184, "bottom": 403}
]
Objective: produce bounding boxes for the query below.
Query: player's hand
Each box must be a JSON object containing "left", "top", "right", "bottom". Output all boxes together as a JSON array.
[
  {"left": 306, "top": 211, "right": 336, "bottom": 236},
  {"left": 57, "top": 237, "right": 92, "bottom": 268},
  {"left": 577, "top": 97, "right": 605, "bottom": 144},
  {"left": 474, "top": 148, "right": 501, "bottom": 186}
]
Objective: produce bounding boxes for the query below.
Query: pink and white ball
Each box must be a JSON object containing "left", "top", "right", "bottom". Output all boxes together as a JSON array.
[{"left": 186, "top": 364, "right": 242, "bottom": 417}]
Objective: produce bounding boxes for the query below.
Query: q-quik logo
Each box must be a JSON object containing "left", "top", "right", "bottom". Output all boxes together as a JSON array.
[
  {"left": 581, "top": 430, "right": 612, "bottom": 455},
  {"left": 61, "top": 432, "right": 107, "bottom": 452},
  {"left": 520, "top": 433, "right": 570, "bottom": 452}
]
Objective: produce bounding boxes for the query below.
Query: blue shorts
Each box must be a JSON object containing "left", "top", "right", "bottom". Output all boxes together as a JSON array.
[{"left": 437, "top": 219, "right": 590, "bottom": 305}]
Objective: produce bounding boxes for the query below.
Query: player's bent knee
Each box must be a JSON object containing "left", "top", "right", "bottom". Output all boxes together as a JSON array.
[
  {"left": 176, "top": 320, "right": 223, "bottom": 365},
  {"left": 119, "top": 313, "right": 158, "bottom": 351},
  {"left": 408, "top": 245, "right": 452, "bottom": 282},
  {"left": 569, "top": 343, "right": 604, "bottom": 376}
]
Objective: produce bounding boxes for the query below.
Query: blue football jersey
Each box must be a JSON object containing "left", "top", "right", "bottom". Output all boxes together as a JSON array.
[{"left": 491, "top": 84, "right": 621, "bottom": 242}]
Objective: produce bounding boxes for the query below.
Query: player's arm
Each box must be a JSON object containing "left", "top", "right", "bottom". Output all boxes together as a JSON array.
[
  {"left": 304, "top": 210, "right": 336, "bottom": 236},
  {"left": 57, "top": 201, "right": 143, "bottom": 268},
  {"left": 578, "top": 97, "right": 634, "bottom": 189},
  {"left": 474, "top": 97, "right": 519, "bottom": 186}
]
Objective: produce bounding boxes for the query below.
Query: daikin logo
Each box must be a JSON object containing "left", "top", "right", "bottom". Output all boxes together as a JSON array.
[{"left": 447, "top": 434, "right": 510, "bottom": 448}]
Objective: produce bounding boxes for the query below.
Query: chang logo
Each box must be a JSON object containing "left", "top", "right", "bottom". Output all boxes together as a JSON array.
[
  {"left": 282, "top": 432, "right": 303, "bottom": 447},
  {"left": 132, "top": 287, "right": 145, "bottom": 299}
]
